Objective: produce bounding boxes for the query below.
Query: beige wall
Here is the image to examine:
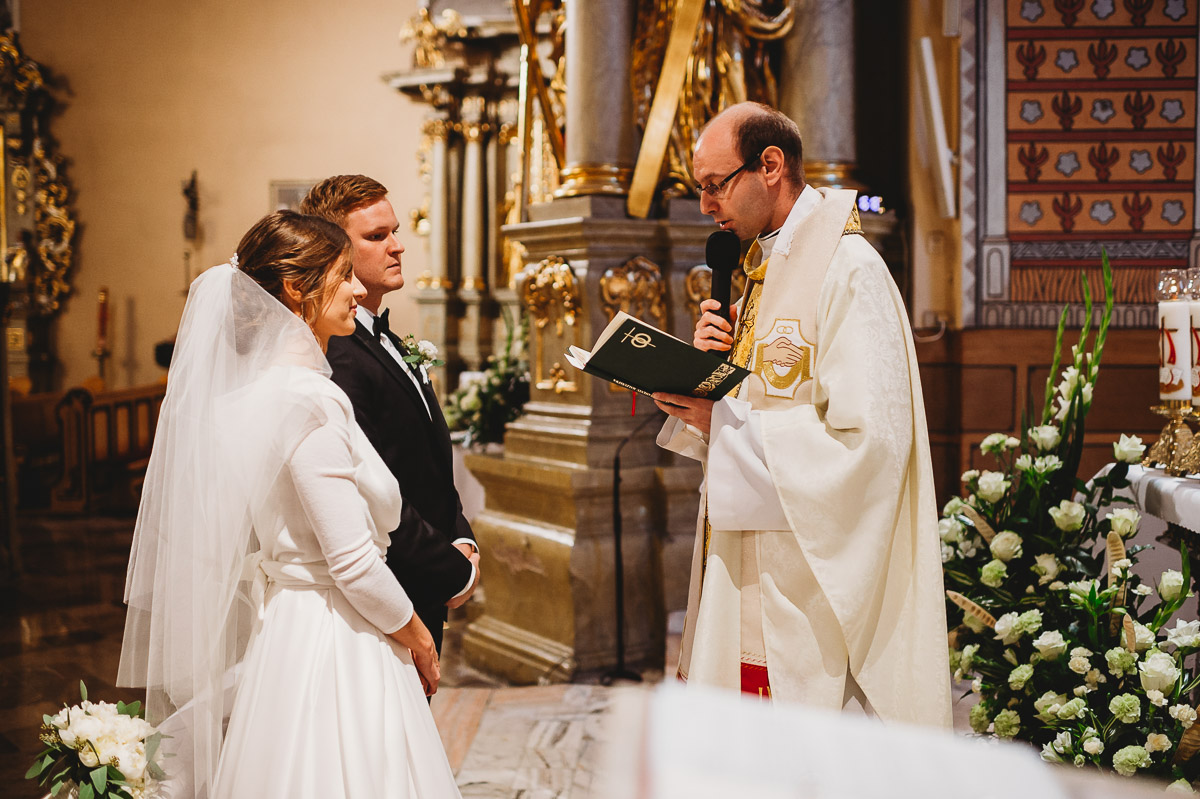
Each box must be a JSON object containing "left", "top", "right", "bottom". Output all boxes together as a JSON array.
[
  {"left": 907, "top": 0, "right": 963, "bottom": 329},
  {"left": 23, "top": 0, "right": 427, "bottom": 389}
]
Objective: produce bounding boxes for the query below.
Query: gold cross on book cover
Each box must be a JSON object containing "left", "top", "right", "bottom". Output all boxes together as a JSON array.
[{"left": 564, "top": 311, "right": 750, "bottom": 401}]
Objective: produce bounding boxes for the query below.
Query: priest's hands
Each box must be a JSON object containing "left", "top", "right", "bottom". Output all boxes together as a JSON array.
[
  {"left": 652, "top": 392, "right": 715, "bottom": 435},
  {"left": 389, "top": 612, "right": 440, "bottom": 696},
  {"left": 694, "top": 299, "right": 739, "bottom": 352}
]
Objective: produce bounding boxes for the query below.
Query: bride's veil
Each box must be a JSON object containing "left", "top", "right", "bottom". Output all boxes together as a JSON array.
[{"left": 118, "top": 262, "right": 331, "bottom": 798}]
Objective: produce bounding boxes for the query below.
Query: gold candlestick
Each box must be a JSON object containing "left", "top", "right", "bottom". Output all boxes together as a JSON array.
[{"left": 1144, "top": 400, "right": 1195, "bottom": 475}]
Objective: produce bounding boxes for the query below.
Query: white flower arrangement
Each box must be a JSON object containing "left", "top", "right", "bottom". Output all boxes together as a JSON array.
[
  {"left": 27, "top": 682, "right": 163, "bottom": 799},
  {"left": 945, "top": 255, "right": 1200, "bottom": 786}
]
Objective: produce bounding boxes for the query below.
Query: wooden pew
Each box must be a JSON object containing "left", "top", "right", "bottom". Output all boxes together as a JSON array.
[{"left": 50, "top": 383, "right": 166, "bottom": 514}]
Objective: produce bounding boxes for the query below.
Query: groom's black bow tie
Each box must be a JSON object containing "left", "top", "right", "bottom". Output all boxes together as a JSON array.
[{"left": 373, "top": 308, "right": 391, "bottom": 340}]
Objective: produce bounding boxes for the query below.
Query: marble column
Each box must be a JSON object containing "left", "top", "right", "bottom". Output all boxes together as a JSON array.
[
  {"left": 554, "top": 0, "right": 636, "bottom": 197},
  {"left": 458, "top": 120, "right": 489, "bottom": 371},
  {"left": 460, "top": 122, "right": 488, "bottom": 293},
  {"left": 422, "top": 117, "right": 454, "bottom": 290},
  {"left": 779, "top": 1, "right": 864, "bottom": 189}
]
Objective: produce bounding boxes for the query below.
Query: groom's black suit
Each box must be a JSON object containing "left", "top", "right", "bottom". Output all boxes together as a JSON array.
[{"left": 327, "top": 318, "right": 475, "bottom": 654}]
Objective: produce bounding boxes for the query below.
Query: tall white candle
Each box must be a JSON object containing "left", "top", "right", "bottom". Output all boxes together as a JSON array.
[
  {"left": 1190, "top": 301, "right": 1200, "bottom": 406},
  {"left": 1159, "top": 300, "right": 1192, "bottom": 401}
]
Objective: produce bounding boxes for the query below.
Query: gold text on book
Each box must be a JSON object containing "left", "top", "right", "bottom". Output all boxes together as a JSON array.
[{"left": 695, "top": 363, "right": 737, "bottom": 396}]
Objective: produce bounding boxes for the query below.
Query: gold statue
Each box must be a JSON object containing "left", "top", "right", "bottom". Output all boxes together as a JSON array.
[{"left": 631, "top": 0, "right": 792, "bottom": 197}]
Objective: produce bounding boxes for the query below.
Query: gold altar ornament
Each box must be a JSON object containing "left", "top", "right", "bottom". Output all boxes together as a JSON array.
[
  {"left": 521, "top": 256, "right": 580, "bottom": 394},
  {"left": 600, "top": 256, "right": 667, "bottom": 326},
  {"left": 1143, "top": 400, "right": 1194, "bottom": 476},
  {"left": 400, "top": 7, "right": 467, "bottom": 70}
]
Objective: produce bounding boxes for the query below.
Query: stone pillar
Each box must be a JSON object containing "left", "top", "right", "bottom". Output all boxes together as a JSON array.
[
  {"left": 460, "top": 122, "right": 488, "bottom": 293},
  {"left": 779, "top": 1, "right": 864, "bottom": 189},
  {"left": 458, "top": 120, "right": 489, "bottom": 372},
  {"left": 555, "top": 0, "right": 636, "bottom": 197},
  {"left": 417, "top": 116, "right": 460, "bottom": 395},
  {"left": 422, "top": 117, "right": 455, "bottom": 290}
]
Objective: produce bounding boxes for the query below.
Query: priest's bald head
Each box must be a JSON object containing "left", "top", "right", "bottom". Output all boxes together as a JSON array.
[{"left": 693, "top": 102, "right": 806, "bottom": 241}]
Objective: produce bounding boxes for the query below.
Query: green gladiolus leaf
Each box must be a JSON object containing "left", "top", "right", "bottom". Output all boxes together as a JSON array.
[
  {"left": 79, "top": 781, "right": 95, "bottom": 799},
  {"left": 25, "top": 759, "right": 44, "bottom": 780},
  {"left": 91, "top": 765, "right": 107, "bottom": 792},
  {"left": 79, "top": 681, "right": 88, "bottom": 702}
]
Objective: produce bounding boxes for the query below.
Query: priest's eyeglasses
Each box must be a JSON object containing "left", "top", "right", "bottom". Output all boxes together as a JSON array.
[{"left": 698, "top": 151, "right": 763, "bottom": 198}]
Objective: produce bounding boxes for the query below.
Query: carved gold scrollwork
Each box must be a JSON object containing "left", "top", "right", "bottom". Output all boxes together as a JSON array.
[
  {"left": 400, "top": 7, "right": 467, "bottom": 69},
  {"left": 600, "top": 256, "right": 667, "bottom": 326},
  {"left": 685, "top": 264, "right": 747, "bottom": 328},
  {"left": 0, "top": 33, "right": 77, "bottom": 316},
  {"left": 520, "top": 256, "right": 580, "bottom": 393}
]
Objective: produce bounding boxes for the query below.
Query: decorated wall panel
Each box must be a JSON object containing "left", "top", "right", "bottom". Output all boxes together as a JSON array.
[{"left": 968, "top": 0, "right": 1200, "bottom": 326}]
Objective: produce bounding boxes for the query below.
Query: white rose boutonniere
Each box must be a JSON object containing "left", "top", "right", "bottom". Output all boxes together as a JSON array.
[{"left": 400, "top": 335, "right": 445, "bottom": 369}]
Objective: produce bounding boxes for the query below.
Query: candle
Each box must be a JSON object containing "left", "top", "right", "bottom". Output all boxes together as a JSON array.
[
  {"left": 97, "top": 287, "right": 109, "bottom": 350},
  {"left": 1190, "top": 300, "right": 1200, "bottom": 406},
  {"left": 1159, "top": 300, "right": 1191, "bottom": 401}
]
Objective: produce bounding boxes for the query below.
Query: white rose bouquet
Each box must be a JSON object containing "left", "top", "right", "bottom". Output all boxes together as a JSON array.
[
  {"left": 943, "top": 255, "right": 1200, "bottom": 788},
  {"left": 26, "top": 682, "right": 163, "bottom": 799}
]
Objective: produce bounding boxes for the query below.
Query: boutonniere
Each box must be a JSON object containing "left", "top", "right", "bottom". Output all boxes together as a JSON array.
[{"left": 399, "top": 334, "right": 445, "bottom": 368}]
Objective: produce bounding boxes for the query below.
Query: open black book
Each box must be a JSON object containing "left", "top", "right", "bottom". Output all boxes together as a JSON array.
[{"left": 564, "top": 311, "right": 750, "bottom": 401}]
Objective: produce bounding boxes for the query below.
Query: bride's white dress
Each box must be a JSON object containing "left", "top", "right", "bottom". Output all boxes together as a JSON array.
[{"left": 211, "top": 372, "right": 461, "bottom": 798}]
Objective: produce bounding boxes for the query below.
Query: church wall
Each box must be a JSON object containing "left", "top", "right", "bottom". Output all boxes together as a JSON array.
[
  {"left": 906, "top": 0, "right": 963, "bottom": 329},
  {"left": 21, "top": 0, "right": 429, "bottom": 390}
]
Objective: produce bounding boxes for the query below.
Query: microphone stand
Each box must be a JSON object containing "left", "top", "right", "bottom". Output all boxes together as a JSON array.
[{"left": 601, "top": 408, "right": 662, "bottom": 685}]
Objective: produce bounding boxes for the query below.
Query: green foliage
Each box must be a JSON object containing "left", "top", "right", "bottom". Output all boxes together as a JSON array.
[{"left": 444, "top": 307, "right": 530, "bottom": 446}]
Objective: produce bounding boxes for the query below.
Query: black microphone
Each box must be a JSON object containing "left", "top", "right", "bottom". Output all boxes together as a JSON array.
[{"left": 706, "top": 230, "right": 741, "bottom": 326}]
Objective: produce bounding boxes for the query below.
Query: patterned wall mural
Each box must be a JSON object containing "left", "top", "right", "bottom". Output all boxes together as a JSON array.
[{"left": 967, "top": 0, "right": 1199, "bottom": 327}]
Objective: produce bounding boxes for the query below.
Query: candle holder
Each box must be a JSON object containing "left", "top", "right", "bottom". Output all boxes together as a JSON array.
[
  {"left": 1144, "top": 400, "right": 1195, "bottom": 475},
  {"left": 92, "top": 343, "right": 110, "bottom": 388}
]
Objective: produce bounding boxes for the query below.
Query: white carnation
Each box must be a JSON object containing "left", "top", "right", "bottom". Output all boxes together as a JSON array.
[
  {"left": 1167, "top": 620, "right": 1200, "bottom": 650},
  {"left": 979, "top": 433, "right": 1010, "bottom": 454},
  {"left": 1029, "top": 425, "right": 1061, "bottom": 451},
  {"left": 1170, "top": 704, "right": 1198, "bottom": 729}
]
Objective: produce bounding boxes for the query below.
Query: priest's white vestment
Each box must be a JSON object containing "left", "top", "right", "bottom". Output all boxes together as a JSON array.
[{"left": 659, "top": 186, "right": 952, "bottom": 727}]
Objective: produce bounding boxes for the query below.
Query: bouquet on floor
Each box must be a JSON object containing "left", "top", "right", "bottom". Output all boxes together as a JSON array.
[
  {"left": 26, "top": 681, "right": 163, "bottom": 799},
  {"left": 943, "top": 254, "right": 1200, "bottom": 789}
]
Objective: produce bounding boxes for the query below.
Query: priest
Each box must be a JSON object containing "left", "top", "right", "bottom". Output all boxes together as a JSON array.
[{"left": 653, "top": 102, "right": 951, "bottom": 726}]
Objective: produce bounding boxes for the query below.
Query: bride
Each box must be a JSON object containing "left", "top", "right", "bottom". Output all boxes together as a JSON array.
[{"left": 118, "top": 211, "right": 462, "bottom": 798}]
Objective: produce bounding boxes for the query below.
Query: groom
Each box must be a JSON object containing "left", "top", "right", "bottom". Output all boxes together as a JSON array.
[{"left": 301, "top": 175, "right": 479, "bottom": 654}]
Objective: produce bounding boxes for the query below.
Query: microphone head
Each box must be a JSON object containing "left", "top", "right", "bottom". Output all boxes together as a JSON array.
[{"left": 705, "top": 230, "right": 741, "bottom": 276}]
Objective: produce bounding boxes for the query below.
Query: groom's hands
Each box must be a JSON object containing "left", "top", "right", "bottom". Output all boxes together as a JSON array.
[
  {"left": 446, "top": 543, "right": 481, "bottom": 609},
  {"left": 389, "top": 612, "right": 441, "bottom": 696}
]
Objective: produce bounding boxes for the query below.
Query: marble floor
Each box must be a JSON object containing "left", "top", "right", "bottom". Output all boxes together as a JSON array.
[
  {"left": 0, "top": 515, "right": 661, "bottom": 799},
  {"left": 2, "top": 513, "right": 977, "bottom": 799}
]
